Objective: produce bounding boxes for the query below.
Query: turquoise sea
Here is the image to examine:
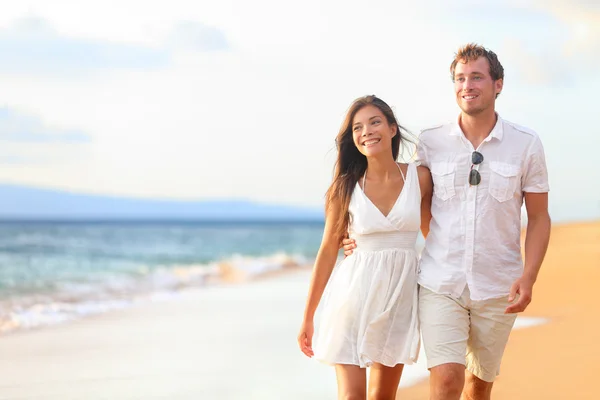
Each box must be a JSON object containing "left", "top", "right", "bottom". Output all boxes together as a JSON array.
[{"left": 0, "top": 220, "right": 326, "bottom": 333}]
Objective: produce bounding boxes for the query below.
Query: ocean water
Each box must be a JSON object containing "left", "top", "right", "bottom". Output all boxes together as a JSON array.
[{"left": 0, "top": 220, "right": 326, "bottom": 334}]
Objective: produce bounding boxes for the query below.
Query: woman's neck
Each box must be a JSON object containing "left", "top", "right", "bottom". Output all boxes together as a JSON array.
[{"left": 365, "top": 155, "right": 399, "bottom": 181}]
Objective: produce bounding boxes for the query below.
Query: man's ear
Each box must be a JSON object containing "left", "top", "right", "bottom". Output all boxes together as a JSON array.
[{"left": 495, "top": 78, "right": 504, "bottom": 97}]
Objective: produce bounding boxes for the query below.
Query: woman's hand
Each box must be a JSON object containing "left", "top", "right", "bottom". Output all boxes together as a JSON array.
[{"left": 297, "top": 320, "right": 315, "bottom": 358}]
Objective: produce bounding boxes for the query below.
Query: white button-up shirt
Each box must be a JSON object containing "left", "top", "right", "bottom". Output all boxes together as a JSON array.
[{"left": 417, "top": 115, "right": 549, "bottom": 301}]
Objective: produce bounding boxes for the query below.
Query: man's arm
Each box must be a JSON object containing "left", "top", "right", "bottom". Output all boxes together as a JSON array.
[
  {"left": 522, "top": 192, "right": 551, "bottom": 281},
  {"left": 505, "top": 192, "right": 551, "bottom": 313}
]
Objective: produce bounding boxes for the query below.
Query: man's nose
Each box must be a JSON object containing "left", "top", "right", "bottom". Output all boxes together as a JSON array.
[{"left": 463, "top": 78, "right": 475, "bottom": 90}]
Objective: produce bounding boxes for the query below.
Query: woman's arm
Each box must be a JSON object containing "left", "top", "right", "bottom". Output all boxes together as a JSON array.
[
  {"left": 302, "top": 202, "right": 343, "bottom": 322},
  {"left": 298, "top": 202, "right": 344, "bottom": 357},
  {"left": 417, "top": 166, "right": 433, "bottom": 239}
]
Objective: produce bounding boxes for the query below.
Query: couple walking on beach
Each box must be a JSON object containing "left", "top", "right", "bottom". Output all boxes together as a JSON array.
[{"left": 297, "top": 43, "right": 551, "bottom": 400}]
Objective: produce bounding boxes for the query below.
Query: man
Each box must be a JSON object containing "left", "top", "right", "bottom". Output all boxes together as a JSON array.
[{"left": 342, "top": 43, "right": 551, "bottom": 399}]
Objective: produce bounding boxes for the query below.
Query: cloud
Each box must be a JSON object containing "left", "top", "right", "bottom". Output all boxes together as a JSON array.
[
  {"left": 436, "top": 1, "right": 599, "bottom": 86},
  {"left": 532, "top": 0, "right": 600, "bottom": 70},
  {"left": 498, "top": 39, "right": 575, "bottom": 86},
  {"left": 0, "top": 107, "right": 91, "bottom": 143},
  {"left": 0, "top": 17, "right": 169, "bottom": 73},
  {"left": 168, "top": 21, "right": 230, "bottom": 52},
  {"left": 0, "top": 154, "right": 38, "bottom": 165},
  {"left": 496, "top": 0, "right": 600, "bottom": 84},
  {"left": 0, "top": 0, "right": 596, "bottom": 222},
  {"left": 0, "top": 17, "right": 230, "bottom": 75}
]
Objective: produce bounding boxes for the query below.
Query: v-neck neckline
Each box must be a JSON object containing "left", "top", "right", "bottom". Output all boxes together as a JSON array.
[{"left": 357, "top": 164, "right": 408, "bottom": 219}]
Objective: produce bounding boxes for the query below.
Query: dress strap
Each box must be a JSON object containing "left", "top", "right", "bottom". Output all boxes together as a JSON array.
[
  {"left": 363, "top": 163, "right": 405, "bottom": 191},
  {"left": 396, "top": 163, "right": 406, "bottom": 183}
]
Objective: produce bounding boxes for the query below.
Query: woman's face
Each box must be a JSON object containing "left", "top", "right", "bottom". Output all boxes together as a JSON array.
[{"left": 352, "top": 105, "right": 396, "bottom": 157}]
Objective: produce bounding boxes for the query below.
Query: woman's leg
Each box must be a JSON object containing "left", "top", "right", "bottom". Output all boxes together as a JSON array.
[
  {"left": 335, "top": 364, "right": 367, "bottom": 400},
  {"left": 367, "top": 363, "right": 404, "bottom": 400}
]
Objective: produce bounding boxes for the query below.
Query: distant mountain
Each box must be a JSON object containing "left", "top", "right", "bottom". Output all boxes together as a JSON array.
[{"left": 0, "top": 184, "right": 324, "bottom": 221}]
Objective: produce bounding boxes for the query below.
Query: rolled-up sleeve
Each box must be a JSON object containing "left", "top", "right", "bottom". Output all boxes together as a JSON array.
[{"left": 522, "top": 135, "right": 549, "bottom": 193}]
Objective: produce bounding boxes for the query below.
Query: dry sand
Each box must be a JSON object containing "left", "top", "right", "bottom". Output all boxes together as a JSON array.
[{"left": 397, "top": 220, "right": 600, "bottom": 399}]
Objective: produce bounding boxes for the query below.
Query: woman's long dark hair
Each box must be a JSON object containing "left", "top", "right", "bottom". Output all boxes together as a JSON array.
[{"left": 325, "top": 95, "right": 412, "bottom": 243}]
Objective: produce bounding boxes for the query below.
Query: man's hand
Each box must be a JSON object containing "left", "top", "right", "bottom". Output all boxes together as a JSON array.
[
  {"left": 505, "top": 275, "right": 535, "bottom": 314},
  {"left": 341, "top": 238, "right": 356, "bottom": 256}
]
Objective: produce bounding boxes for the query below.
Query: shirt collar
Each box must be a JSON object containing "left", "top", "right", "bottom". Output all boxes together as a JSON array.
[{"left": 450, "top": 113, "right": 504, "bottom": 142}]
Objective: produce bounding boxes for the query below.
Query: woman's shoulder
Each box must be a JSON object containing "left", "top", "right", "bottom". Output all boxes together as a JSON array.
[
  {"left": 395, "top": 161, "right": 424, "bottom": 174},
  {"left": 394, "top": 162, "right": 411, "bottom": 175}
]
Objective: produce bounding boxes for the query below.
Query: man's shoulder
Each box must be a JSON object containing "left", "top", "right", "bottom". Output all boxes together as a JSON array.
[
  {"left": 419, "top": 122, "right": 453, "bottom": 141},
  {"left": 502, "top": 119, "right": 539, "bottom": 138}
]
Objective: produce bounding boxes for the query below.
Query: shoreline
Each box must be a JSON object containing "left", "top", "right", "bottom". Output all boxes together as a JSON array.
[
  {"left": 0, "top": 252, "right": 313, "bottom": 336},
  {"left": 0, "top": 219, "right": 596, "bottom": 399}
]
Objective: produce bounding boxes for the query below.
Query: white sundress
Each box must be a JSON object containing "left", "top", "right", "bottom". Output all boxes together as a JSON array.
[{"left": 314, "top": 163, "right": 421, "bottom": 368}]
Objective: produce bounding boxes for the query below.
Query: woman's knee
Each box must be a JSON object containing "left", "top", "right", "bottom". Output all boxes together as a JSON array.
[
  {"left": 335, "top": 364, "right": 366, "bottom": 400},
  {"left": 368, "top": 386, "right": 397, "bottom": 400},
  {"left": 338, "top": 391, "right": 366, "bottom": 400}
]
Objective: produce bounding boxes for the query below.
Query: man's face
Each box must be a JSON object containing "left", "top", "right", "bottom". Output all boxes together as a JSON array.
[{"left": 453, "top": 57, "right": 503, "bottom": 116}]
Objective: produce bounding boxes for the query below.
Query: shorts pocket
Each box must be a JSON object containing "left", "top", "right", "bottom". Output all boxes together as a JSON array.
[
  {"left": 489, "top": 161, "right": 520, "bottom": 202},
  {"left": 430, "top": 162, "right": 456, "bottom": 201}
]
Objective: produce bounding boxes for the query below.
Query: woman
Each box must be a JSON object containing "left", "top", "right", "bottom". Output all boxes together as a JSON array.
[{"left": 297, "top": 95, "right": 432, "bottom": 399}]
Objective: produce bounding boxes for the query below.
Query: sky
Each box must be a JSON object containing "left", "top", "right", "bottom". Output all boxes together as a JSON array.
[{"left": 0, "top": 0, "right": 598, "bottom": 221}]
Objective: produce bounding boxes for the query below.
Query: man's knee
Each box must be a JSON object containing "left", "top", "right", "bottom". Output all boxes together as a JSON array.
[
  {"left": 435, "top": 375, "right": 463, "bottom": 397},
  {"left": 430, "top": 363, "right": 465, "bottom": 398}
]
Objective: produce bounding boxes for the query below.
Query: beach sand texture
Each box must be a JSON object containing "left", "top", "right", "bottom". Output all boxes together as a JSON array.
[{"left": 0, "top": 221, "right": 596, "bottom": 399}]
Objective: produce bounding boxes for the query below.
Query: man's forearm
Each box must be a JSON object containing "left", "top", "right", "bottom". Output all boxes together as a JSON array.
[{"left": 523, "top": 213, "right": 551, "bottom": 282}]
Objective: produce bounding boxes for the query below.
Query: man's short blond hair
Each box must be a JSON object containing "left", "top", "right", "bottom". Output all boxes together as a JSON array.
[{"left": 450, "top": 43, "right": 504, "bottom": 82}]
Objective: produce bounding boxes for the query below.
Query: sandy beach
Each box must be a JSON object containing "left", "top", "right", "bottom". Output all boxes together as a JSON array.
[
  {"left": 397, "top": 220, "right": 600, "bottom": 399},
  {"left": 0, "top": 220, "right": 597, "bottom": 399}
]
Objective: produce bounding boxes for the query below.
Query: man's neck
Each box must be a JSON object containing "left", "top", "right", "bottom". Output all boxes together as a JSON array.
[{"left": 459, "top": 110, "right": 498, "bottom": 150}]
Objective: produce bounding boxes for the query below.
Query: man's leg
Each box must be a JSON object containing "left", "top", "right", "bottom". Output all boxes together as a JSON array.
[
  {"left": 462, "top": 372, "right": 492, "bottom": 400},
  {"left": 430, "top": 363, "right": 465, "bottom": 400},
  {"left": 462, "top": 295, "right": 518, "bottom": 400},
  {"left": 419, "top": 286, "right": 470, "bottom": 400}
]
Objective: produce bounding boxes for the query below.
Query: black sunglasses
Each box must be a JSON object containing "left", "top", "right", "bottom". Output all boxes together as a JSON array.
[{"left": 469, "top": 151, "right": 484, "bottom": 185}]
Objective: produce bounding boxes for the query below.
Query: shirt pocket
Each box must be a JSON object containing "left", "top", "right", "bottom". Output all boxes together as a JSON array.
[
  {"left": 489, "top": 161, "right": 520, "bottom": 202},
  {"left": 430, "top": 162, "right": 456, "bottom": 201}
]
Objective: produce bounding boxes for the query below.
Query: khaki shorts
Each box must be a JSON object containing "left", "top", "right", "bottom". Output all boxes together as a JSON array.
[{"left": 418, "top": 285, "right": 518, "bottom": 382}]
